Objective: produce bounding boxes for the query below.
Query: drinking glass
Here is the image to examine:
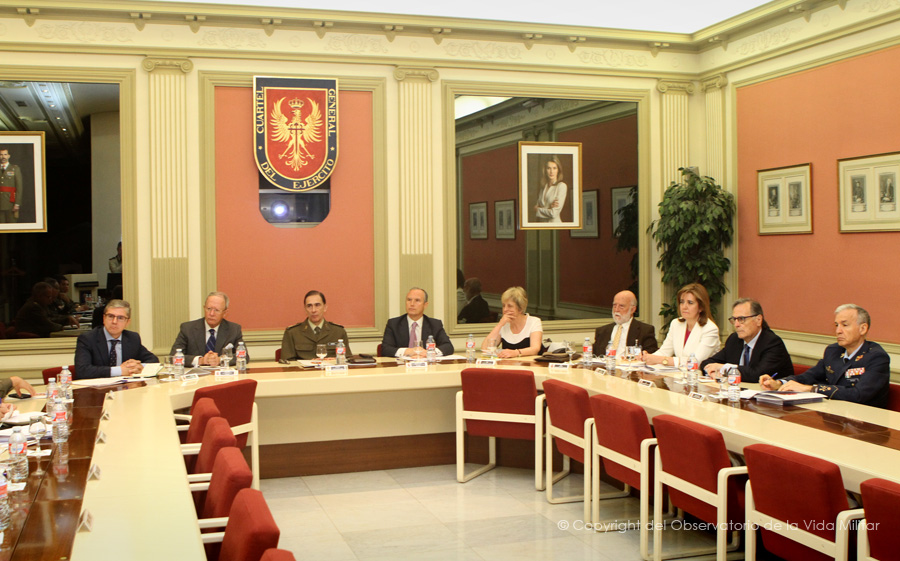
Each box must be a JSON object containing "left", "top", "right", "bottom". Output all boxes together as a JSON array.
[
  {"left": 315, "top": 344, "right": 327, "bottom": 368},
  {"left": 414, "top": 339, "right": 426, "bottom": 359},
  {"left": 485, "top": 338, "right": 498, "bottom": 359},
  {"left": 159, "top": 355, "right": 174, "bottom": 381},
  {"left": 565, "top": 341, "right": 575, "bottom": 364},
  {"left": 29, "top": 420, "right": 47, "bottom": 476}
]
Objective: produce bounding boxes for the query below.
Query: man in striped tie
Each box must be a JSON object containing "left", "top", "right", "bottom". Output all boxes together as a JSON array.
[{"left": 171, "top": 291, "right": 247, "bottom": 366}]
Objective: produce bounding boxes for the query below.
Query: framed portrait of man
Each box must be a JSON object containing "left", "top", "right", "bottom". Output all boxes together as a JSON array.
[
  {"left": 0, "top": 131, "right": 46, "bottom": 233},
  {"left": 518, "top": 142, "right": 582, "bottom": 230}
]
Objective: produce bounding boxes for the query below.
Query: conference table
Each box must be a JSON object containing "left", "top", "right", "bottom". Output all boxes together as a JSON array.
[{"left": 4, "top": 357, "right": 899, "bottom": 560}]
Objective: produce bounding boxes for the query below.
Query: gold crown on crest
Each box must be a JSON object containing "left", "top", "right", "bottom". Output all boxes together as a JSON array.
[{"left": 288, "top": 97, "right": 305, "bottom": 109}]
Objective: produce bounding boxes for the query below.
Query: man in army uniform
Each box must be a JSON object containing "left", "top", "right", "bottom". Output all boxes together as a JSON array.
[
  {"left": 15, "top": 282, "right": 76, "bottom": 337},
  {"left": 761, "top": 304, "right": 890, "bottom": 408},
  {"left": 280, "top": 290, "right": 350, "bottom": 360},
  {"left": 0, "top": 148, "right": 22, "bottom": 223}
]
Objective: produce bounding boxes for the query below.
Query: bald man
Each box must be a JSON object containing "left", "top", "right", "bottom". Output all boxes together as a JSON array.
[{"left": 593, "top": 290, "right": 658, "bottom": 357}]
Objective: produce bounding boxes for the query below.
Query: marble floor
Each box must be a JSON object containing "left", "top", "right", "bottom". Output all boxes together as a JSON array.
[{"left": 261, "top": 465, "right": 719, "bottom": 561}]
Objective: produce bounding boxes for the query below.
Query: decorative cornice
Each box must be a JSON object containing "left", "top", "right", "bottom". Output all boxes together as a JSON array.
[
  {"left": 393, "top": 66, "right": 439, "bottom": 82},
  {"left": 701, "top": 73, "right": 728, "bottom": 91},
  {"left": 142, "top": 57, "right": 193, "bottom": 73},
  {"left": 656, "top": 79, "right": 695, "bottom": 94}
]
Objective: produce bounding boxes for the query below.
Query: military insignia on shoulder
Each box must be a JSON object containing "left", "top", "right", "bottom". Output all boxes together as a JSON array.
[
  {"left": 855, "top": 354, "right": 864, "bottom": 361},
  {"left": 825, "top": 365, "right": 834, "bottom": 375},
  {"left": 330, "top": 322, "right": 344, "bottom": 328},
  {"left": 287, "top": 321, "right": 304, "bottom": 329}
]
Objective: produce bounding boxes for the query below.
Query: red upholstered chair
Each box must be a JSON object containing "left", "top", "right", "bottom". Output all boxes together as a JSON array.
[
  {"left": 652, "top": 414, "right": 746, "bottom": 561},
  {"left": 195, "top": 446, "right": 253, "bottom": 519},
  {"left": 744, "top": 443, "right": 864, "bottom": 561},
  {"left": 181, "top": 397, "right": 222, "bottom": 472},
  {"left": 456, "top": 368, "right": 545, "bottom": 490},
  {"left": 589, "top": 393, "right": 660, "bottom": 555},
  {"left": 175, "top": 379, "right": 260, "bottom": 489},
  {"left": 793, "top": 363, "right": 811, "bottom": 376},
  {"left": 543, "top": 379, "right": 628, "bottom": 523},
  {"left": 859, "top": 478, "right": 900, "bottom": 561},
  {"left": 202, "top": 488, "right": 281, "bottom": 561},
  {"left": 184, "top": 417, "right": 238, "bottom": 513},
  {"left": 42, "top": 365, "right": 76, "bottom": 385},
  {"left": 261, "top": 549, "right": 296, "bottom": 561},
  {"left": 887, "top": 383, "right": 900, "bottom": 413},
  {"left": 275, "top": 348, "right": 281, "bottom": 362}
]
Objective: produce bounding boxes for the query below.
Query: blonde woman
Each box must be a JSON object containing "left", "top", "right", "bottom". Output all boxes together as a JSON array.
[
  {"left": 482, "top": 287, "right": 543, "bottom": 358},
  {"left": 533, "top": 155, "right": 567, "bottom": 223}
]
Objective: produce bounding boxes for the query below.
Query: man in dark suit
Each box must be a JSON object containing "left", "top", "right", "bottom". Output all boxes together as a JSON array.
[
  {"left": 74, "top": 299, "right": 158, "bottom": 379},
  {"left": 458, "top": 277, "right": 490, "bottom": 324},
  {"left": 171, "top": 292, "right": 246, "bottom": 366},
  {"left": 281, "top": 290, "right": 350, "bottom": 360},
  {"left": 761, "top": 304, "right": 889, "bottom": 408},
  {"left": 382, "top": 287, "right": 453, "bottom": 357},
  {"left": 594, "top": 290, "right": 658, "bottom": 356},
  {"left": 702, "top": 298, "right": 793, "bottom": 383}
]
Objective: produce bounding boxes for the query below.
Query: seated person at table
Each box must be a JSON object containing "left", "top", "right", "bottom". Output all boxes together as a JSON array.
[
  {"left": 14, "top": 282, "right": 75, "bottom": 337},
  {"left": 382, "top": 287, "right": 453, "bottom": 358},
  {"left": 643, "top": 283, "right": 719, "bottom": 366},
  {"left": 74, "top": 299, "right": 158, "bottom": 379},
  {"left": 171, "top": 291, "right": 246, "bottom": 366},
  {"left": 42, "top": 277, "right": 79, "bottom": 327},
  {"left": 0, "top": 377, "right": 35, "bottom": 417},
  {"left": 281, "top": 290, "right": 350, "bottom": 360},
  {"left": 594, "top": 290, "right": 658, "bottom": 357},
  {"left": 52, "top": 275, "right": 89, "bottom": 316},
  {"left": 482, "top": 286, "right": 543, "bottom": 358},
  {"left": 458, "top": 277, "right": 490, "bottom": 324},
  {"left": 761, "top": 304, "right": 889, "bottom": 407},
  {"left": 702, "top": 298, "right": 793, "bottom": 383}
]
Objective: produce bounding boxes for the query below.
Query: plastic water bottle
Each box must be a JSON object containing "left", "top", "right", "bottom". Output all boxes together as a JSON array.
[
  {"left": 605, "top": 343, "right": 616, "bottom": 373},
  {"left": 59, "top": 365, "right": 72, "bottom": 400},
  {"left": 686, "top": 353, "right": 700, "bottom": 384},
  {"left": 728, "top": 367, "right": 742, "bottom": 403},
  {"left": 173, "top": 348, "right": 185, "bottom": 379},
  {"left": 8, "top": 427, "right": 28, "bottom": 482},
  {"left": 335, "top": 340, "right": 346, "bottom": 365},
  {"left": 0, "top": 468, "right": 9, "bottom": 530},
  {"left": 51, "top": 397, "right": 69, "bottom": 444},
  {"left": 46, "top": 377, "right": 58, "bottom": 401},
  {"left": 426, "top": 335, "right": 436, "bottom": 363},
  {"left": 466, "top": 334, "right": 476, "bottom": 362},
  {"left": 236, "top": 342, "right": 248, "bottom": 373},
  {"left": 582, "top": 337, "right": 593, "bottom": 366}
]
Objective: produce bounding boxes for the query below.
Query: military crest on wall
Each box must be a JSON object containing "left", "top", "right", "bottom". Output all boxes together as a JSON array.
[{"left": 254, "top": 76, "right": 338, "bottom": 192}]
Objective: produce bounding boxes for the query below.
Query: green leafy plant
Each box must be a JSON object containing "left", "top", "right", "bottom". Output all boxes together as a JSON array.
[
  {"left": 649, "top": 168, "right": 736, "bottom": 327},
  {"left": 613, "top": 186, "right": 638, "bottom": 294}
]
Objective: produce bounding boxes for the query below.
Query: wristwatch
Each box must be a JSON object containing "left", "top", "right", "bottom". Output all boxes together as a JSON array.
[{"left": 662, "top": 358, "right": 669, "bottom": 366}]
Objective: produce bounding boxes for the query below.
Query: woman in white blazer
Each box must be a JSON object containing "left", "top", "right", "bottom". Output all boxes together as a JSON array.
[
  {"left": 533, "top": 155, "right": 568, "bottom": 223},
  {"left": 644, "top": 283, "right": 720, "bottom": 365}
]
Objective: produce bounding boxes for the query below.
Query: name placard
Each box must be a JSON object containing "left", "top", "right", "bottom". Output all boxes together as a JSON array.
[
  {"left": 594, "top": 367, "right": 607, "bottom": 375},
  {"left": 95, "top": 430, "right": 107, "bottom": 444},
  {"left": 325, "top": 364, "right": 349, "bottom": 376},
  {"left": 637, "top": 379, "right": 655, "bottom": 388},
  {"left": 181, "top": 372, "right": 199, "bottom": 382},
  {"left": 77, "top": 510, "right": 94, "bottom": 533},
  {"left": 549, "top": 363, "right": 570, "bottom": 373},
  {"left": 406, "top": 361, "right": 428, "bottom": 370},
  {"left": 475, "top": 359, "right": 497, "bottom": 367},
  {"left": 688, "top": 392, "right": 706, "bottom": 402},
  {"left": 88, "top": 464, "right": 102, "bottom": 481},
  {"left": 101, "top": 409, "right": 111, "bottom": 421},
  {"left": 215, "top": 369, "right": 239, "bottom": 379},
  {"left": 105, "top": 392, "right": 115, "bottom": 400}
]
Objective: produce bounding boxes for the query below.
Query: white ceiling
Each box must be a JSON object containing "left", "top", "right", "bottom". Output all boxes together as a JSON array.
[{"left": 151, "top": 0, "right": 775, "bottom": 34}]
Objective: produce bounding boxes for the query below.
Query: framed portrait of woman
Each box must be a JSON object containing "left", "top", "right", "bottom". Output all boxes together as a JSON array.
[{"left": 518, "top": 142, "right": 582, "bottom": 230}]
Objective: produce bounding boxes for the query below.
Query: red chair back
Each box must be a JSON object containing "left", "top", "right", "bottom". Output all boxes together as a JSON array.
[
  {"left": 460, "top": 368, "right": 538, "bottom": 440},
  {"left": 860, "top": 478, "right": 900, "bottom": 561},
  {"left": 192, "top": 379, "right": 257, "bottom": 448},
  {"left": 195, "top": 417, "right": 238, "bottom": 475},
  {"left": 261, "top": 549, "right": 296, "bottom": 561},
  {"left": 887, "top": 383, "right": 900, "bottom": 413},
  {"left": 218, "top": 489, "right": 280, "bottom": 561},
  {"left": 201, "top": 447, "right": 253, "bottom": 519},
  {"left": 744, "top": 443, "right": 849, "bottom": 561},
  {"left": 653, "top": 414, "right": 744, "bottom": 525},
  {"left": 184, "top": 397, "right": 222, "bottom": 473},
  {"left": 275, "top": 348, "right": 281, "bottom": 362},
  {"left": 589, "top": 393, "right": 653, "bottom": 489},
  {"left": 542, "top": 378, "right": 592, "bottom": 460},
  {"left": 792, "top": 363, "right": 811, "bottom": 376},
  {"left": 42, "top": 365, "right": 76, "bottom": 385}
]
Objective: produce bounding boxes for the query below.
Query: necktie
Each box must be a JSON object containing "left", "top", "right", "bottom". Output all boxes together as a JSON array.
[
  {"left": 206, "top": 328, "right": 216, "bottom": 353},
  {"left": 409, "top": 322, "right": 418, "bottom": 347},
  {"left": 314, "top": 326, "right": 320, "bottom": 335},
  {"left": 109, "top": 339, "right": 119, "bottom": 367},
  {"left": 741, "top": 344, "right": 751, "bottom": 366},
  {"left": 611, "top": 325, "right": 622, "bottom": 351}
]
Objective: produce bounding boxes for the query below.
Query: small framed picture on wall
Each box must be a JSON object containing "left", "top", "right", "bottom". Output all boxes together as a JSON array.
[
  {"left": 838, "top": 152, "right": 900, "bottom": 232},
  {"left": 469, "top": 201, "right": 487, "bottom": 239},
  {"left": 757, "top": 163, "right": 812, "bottom": 235},
  {"left": 494, "top": 199, "right": 516, "bottom": 240},
  {"left": 571, "top": 190, "right": 598, "bottom": 238}
]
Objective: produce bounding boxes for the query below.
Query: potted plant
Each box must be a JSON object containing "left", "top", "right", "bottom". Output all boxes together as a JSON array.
[{"left": 649, "top": 167, "right": 736, "bottom": 327}]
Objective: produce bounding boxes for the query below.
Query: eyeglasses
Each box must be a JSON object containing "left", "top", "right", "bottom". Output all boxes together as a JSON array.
[
  {"left": 104, "top": 313, "right": 129, "bottom": 322},
  {"left": 728, "top": 314, "right": 760, "bottom": 325},
  {"left": 205, "top": 307, "right": 225, "bottom": 314}
]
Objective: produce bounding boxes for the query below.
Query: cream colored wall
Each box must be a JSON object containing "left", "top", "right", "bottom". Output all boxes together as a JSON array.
[
  {"left": 90, "top": 111, "right": 121, "bottom": 288},
  {"left": 2, "top": 1, "right": 899, "bottom": 376}
]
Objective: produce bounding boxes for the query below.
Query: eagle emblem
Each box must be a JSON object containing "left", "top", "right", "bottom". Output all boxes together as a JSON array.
[{"left": 270, "top": 97, "right": 322, "bottom": 171}]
